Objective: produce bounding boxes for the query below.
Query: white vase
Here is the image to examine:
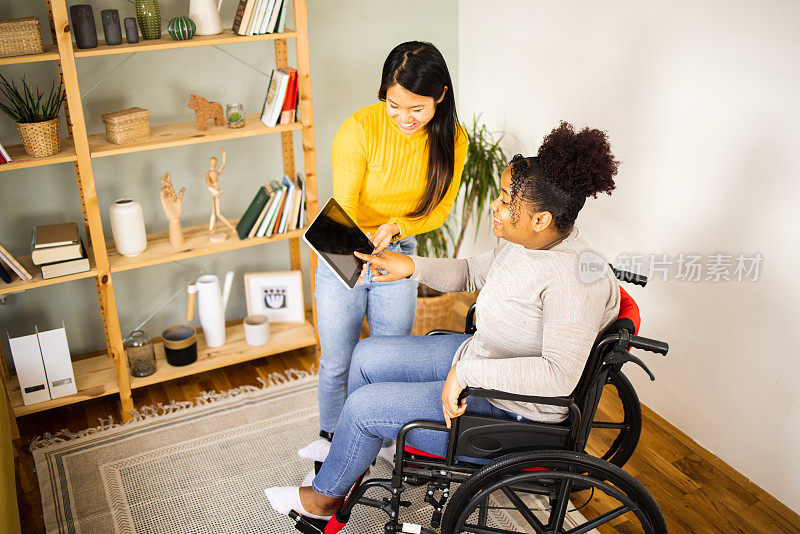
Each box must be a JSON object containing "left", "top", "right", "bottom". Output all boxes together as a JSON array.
[
  {"left": 189, "top": 0, "right": 223, "bottom": 35},
  {"left": 109, "top": 198, "right": 147, "bottom": 257}
]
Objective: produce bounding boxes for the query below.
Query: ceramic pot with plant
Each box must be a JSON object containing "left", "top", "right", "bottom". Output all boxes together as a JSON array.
[
  {"left": 0, "top": 74, "right": 65, "bottom": 158},
  {"left": 412, "top": 117, "right": 507, "bottom": 334}
]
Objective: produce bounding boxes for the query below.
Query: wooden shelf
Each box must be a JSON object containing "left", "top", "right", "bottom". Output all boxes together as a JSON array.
[
  {"left": 108, "top": 222, "right": 305, "bottom": 273},
  {"left": 0, "top": 45, "right": 60, "bottom": 66},
  {"left": 130, "top": 319, "right": 316, "bottom": 389},
  {"left": 87, "top": 115, "right": 301, "bottom": 158},
  {"left": 1, "top": 254, "right": 97, "bottom": 293},
  {"left": 0, "top": 139, "right": 77, "bottom": 172},
  {"left": 73, "top": 29, "right": 297, "bottom": 58},
  {"left": 9, "top": 350, "right": 117, "bottom": 417}
]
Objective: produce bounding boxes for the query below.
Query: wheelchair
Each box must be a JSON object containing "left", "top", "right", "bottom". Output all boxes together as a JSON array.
[{"left": 292, "top": 267, "right": 669, "bottom": 534}]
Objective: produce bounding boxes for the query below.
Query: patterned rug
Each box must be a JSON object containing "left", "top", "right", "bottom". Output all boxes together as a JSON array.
[{"left": 32, "top": 373, "right": 593, "bottom": 533}]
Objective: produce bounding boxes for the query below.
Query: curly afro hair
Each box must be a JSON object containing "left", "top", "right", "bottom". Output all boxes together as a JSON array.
[{"left": 509, "top": 122, "right": 619, "bottom": 233}]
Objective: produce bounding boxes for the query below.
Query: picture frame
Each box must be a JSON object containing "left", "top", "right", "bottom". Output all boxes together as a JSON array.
[{"left": 244, "top": 270, "right": 305, "bottom": 323}]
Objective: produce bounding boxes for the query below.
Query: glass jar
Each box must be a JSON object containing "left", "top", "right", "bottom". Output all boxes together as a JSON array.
[
  {"left": 123, "top": 330, "right": 157, "bottom": 377},
  {"left": 226, "top": 103, "right": 245, "bottom": 128}
]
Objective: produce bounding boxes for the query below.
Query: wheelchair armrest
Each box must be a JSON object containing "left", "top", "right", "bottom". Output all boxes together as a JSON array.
[
  {"left": 459, "top": 387, "right": 574, "bottom": 408},
  {"left": 426, "top": 329, "right": 463, "bottom": 336}
]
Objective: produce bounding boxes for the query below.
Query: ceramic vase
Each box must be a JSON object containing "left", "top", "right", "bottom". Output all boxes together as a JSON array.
[
  {"left": 101, "top": 9, "right": 123, "bottom": 46},
  {"left": 109, "top": 198, "right": 147, "bottom": 257},
  {"left": 70, "top": 5, "right": 98, "bottom": 49},
  {"left": 124, "top": 17, "right": 140, "bottom": 44},
  {"left": 167, "top": 16, "right": 196, "bottom": 41},
  {"left": 189, "top": 0, "right": 223, "bottom": 36},
  {"left": 135, "top": 0, "right": 162, "bottom": 40}
]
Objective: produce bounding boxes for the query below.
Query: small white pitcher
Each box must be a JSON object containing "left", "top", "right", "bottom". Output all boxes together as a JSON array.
[
  {"left": 187, "top": 271, "right": 234, "bottom": 347},
  {"left": 189, "top": 0, "right": 223, "bottom": 35}
]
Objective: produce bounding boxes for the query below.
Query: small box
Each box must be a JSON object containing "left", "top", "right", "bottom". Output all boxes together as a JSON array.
[
  {"left": 101, "top": 107, "right": 151, "bottom": 145},
  {"left": 8, "top": 333, "right": 50, "bottom": 406},
  {"left": 0, "top": 17, "right": 45, "bottom": 58}
]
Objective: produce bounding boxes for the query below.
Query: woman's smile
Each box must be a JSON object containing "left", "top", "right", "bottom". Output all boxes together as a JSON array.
[{"left": 397, "top": 119, "right": 420, "bottom": 132}]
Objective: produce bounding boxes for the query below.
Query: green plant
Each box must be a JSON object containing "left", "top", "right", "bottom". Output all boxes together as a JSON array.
[{"left": 0, "top": 74, "right": 65, "bottom": 124}]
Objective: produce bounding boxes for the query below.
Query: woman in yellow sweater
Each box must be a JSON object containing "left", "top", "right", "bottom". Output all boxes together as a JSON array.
[{"left": 300, "top": 41, "right": 467, "bottom": 463}]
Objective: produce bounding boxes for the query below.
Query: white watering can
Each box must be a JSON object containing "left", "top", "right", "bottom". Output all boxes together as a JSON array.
[
  {"left": 186, "top": 271, "right": 234, "bottom": 348},
  {"left": 189, "top": 0, "right": 224, "bottom": 36}
]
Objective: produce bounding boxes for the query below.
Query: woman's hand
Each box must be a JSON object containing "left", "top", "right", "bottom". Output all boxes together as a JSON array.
[
  {"left": 370, "top": 223, "right": 401, "bottom": 254},
  {"left": 354, "top": 250, "right": 415, "bottom": 283},
  {"left": 441, "top": 364, "right": 467, "bottom": 428}
]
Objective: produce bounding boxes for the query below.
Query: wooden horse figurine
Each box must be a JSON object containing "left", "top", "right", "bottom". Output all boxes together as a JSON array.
[{"left": 188, "top": 94, "right": 224, "bottom": 131}]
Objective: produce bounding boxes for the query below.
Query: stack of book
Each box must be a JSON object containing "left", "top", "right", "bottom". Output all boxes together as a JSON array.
[
  {"left": 235, "top": 174, "right": 307, "bottom": 240},
  {"left": 0, "top": 239, "right": 33, "bottom": 284},
  {"left": 30, "top": 223, "right": 90, "bottom": 279},
  {"left": 232, "top": 0, "right": 288, "bottom": 36},
  {"left": 0, "top": 141, "right": 11, "bottom": 165},
  {"left": 260, "top": 67, "right": 298, "bottom": 128}
]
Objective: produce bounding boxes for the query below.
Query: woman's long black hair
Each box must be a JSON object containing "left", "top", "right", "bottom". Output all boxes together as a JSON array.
[{"left": 378, "top": 41, "right": 459, "bottom": 219}]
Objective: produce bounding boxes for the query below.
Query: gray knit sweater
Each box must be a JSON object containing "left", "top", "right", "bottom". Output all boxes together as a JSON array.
[{"left": 410, "top": 228, "right": 620, "bottom": 422}]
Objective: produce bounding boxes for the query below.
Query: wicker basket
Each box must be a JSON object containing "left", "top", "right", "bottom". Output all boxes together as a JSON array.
[
  {"left": 101, "top": 107, "right": 151, "bottom": 145},
  {"left": 412, "top": 291, "right": 458, "bottom": 335},
  {"left": 0, "top": 17, "right": 45, "bottom": 58},
  {"left": 16, "top": 118, "right": 61, "bottom": 158}
]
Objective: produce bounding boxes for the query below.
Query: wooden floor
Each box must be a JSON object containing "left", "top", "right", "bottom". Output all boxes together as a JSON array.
[{"left": 11, "top": 295, "right": 800, "bottom": 533}]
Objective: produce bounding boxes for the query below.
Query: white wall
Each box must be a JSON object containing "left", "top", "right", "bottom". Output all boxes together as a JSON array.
[
  {"left": 0, "top": 1, "right": 458, "bottom": 355},
  {"left": 459, "top": 0, "right": 800, "bottom": 512}
]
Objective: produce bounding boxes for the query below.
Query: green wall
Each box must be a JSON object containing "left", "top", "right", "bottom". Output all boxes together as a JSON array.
[{"left": 0, "top": 0, "right": 458, "bottom": 360}]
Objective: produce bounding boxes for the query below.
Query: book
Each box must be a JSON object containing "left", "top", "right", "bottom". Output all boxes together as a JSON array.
[
  {"left": 32, "top": 222, "right": 79, "bottom": 248},
  {"left": 31, "top": 240, "right": 84, "bottom": 265},
  {"left": 40, "top": 257, "right": 90, "bottom": 279},
  {"left": 256, "top": 184, "right": 285, "bottom": 237},
  {"left": 0, "top": 263, "right": 11, "bottom": 283},
  {"left": 231, "top": 0, "right": 249, "bottom": 33},
  {"left": 237, "top": 0, "right": 258, "bottom": 35},
  {"left": 260, "top": 68, "right": 290, "bottom": 127},
  {"left": 275, "top": 0, "right": 288, "bottom": 33},
  {"left": 265, "top": 0, "right": 283, "bottom": 33},
  {"left": 295, "top": 174, "right": 306, "bottom": 229},
  {"left": 0, "top": 240, "right": 33, "bottom": 280},
  {"left": 278, "top": 175, "right": 295, "bottom": 234},
  {"left": 235, "top": 186, "right": 270, "bottom": 239},
  {"left": 279, "top": 68, "right": 297, "bottom": 125},
  {"left": 286, "top": 185, "right": 302, "bottom": 231},
  {"left": 249, "top": 0, "right": 269, "bottom": 35},
  {"left": 269, "top": 185, "right": 289, "bottom": 236},
  {"left": 259, "top": 0, "right": 279, "bottom": 34},
  {"left": 0, "top": 141, "right": 10, "bottom": 164},
  {"left": 248, "top": 186, "right": 276, "bottom": 238}
]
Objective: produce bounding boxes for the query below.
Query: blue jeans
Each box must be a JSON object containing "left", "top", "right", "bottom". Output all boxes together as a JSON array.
[
  {"left": 312, "top": 334, "right": 519, "bottom": 498},
  {"left": 315, "top": 236, "right": 418, "bottom": 434}
]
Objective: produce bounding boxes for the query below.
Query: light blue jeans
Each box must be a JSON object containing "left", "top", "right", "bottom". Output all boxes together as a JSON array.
[
  {"left": 314, "top": 236, "right": 418, "bottom": 435},
  {"left": 312, "top": 334, "right": 519, "bottom": 498}
]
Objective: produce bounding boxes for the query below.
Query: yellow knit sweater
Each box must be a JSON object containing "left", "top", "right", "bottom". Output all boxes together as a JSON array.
[{"left": 332, "top": 102, "right": 468, "bottom": 238}]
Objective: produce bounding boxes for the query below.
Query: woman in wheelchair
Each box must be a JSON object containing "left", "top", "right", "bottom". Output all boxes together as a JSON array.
[{"left": 266, "top": 121, "right": 623, "bottom": 521}]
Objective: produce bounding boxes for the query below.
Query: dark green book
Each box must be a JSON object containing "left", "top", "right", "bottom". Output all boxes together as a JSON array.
[{"left": 236, "top": 186, "right": 270, "bottom": 239}]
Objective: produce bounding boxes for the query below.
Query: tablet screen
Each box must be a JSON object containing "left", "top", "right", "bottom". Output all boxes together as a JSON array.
[{"left": 303, "top": 198, "right": 374, "bottom": 289}]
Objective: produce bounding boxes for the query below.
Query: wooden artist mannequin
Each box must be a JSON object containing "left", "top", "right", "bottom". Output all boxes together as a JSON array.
[
  {"left": 159, "top": 172, "right": 186, "bottom": 250},
  {"left": 206, "top": 148, "right": 236, "bottom": 242}
]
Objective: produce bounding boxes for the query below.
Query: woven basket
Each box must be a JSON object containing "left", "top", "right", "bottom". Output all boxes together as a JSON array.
[
  {"left": 16, "top": 118, "right": 61, "bottom": 158},
  {"left": 101, "top": 107, "right": 151, "bottom": 144},
  {"left": 0, "top": 17, "right": 45, "bottom": 58},
  {"left": 412, "top": 291, "right": 458, "bottom": 335}
]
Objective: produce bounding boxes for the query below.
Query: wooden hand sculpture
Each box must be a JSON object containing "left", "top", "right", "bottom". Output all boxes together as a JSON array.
[{"left": 160, "top": 172, "right": 186, "bottom": 249}]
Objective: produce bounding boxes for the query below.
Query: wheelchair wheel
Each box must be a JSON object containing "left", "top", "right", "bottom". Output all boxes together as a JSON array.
[
  {"left": 586, "top": 370, "right": 642, "bottom": 468},
  {"left": 440, "top": 450, "right": 666, "bottom": 534}
]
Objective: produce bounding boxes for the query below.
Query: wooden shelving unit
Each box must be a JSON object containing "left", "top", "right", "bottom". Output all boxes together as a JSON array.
[{"left": 0, "top": 1, "right": 320, "bottom": 433}]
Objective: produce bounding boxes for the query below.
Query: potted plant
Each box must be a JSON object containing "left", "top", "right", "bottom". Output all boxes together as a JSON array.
[
  {"left": 412, "top": 117, "right": 508, "bottom": 334},
  {"left": 0, "top": 74, "right": 65, "bottom": 158}
]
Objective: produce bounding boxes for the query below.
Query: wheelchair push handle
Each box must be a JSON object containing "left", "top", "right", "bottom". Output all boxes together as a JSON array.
[
  {"left": 611, "top": 265, "right": 648, "bottom": 287},
  {"left": 628, "top": 334, "right": 669, "bottom": 355}
]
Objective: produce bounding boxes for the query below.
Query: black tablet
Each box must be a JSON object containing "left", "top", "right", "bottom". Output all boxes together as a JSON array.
[{"left": 303, "top": 198, "right": 375, "bottom": 289}]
